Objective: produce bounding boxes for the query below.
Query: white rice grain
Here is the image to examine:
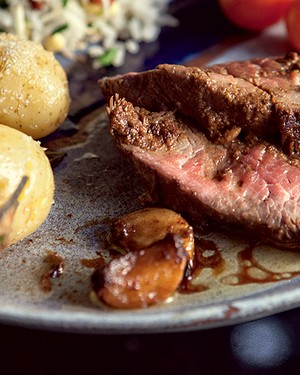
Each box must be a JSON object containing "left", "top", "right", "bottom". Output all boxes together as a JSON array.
[{"left": 0, "top": 0, "right": 176, "bottom": 67}]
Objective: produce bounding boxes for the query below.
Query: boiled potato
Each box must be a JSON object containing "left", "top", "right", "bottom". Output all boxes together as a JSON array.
[
  {"left": 0, "top": 33, "right": 70, "bottom": 139},
  {"left": 0, "top": 125, "right": 54, "bottom": 246}
]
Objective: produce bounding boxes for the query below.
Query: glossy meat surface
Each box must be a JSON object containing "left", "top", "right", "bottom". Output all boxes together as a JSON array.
[{"left": 106, "top": 97, "right": 300, "bottom": 248}]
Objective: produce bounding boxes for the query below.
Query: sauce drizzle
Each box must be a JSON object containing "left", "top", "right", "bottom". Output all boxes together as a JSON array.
[
  {"left": 222, "top": 245, "right": 300, "bottom": 285},
  {"left": 41, "top": 251, "right": 64, "bottom": 292},
  {"left": 179, "top": 238, "right": 225, "bottom": 293}
]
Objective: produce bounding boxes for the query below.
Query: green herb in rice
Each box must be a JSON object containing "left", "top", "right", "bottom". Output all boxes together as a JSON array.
[{"left": 0, "top": 0, "right": 177, "bottom": 67}]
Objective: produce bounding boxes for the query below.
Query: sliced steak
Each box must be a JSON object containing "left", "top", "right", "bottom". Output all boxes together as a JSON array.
[
  {"left": 211, "top": 52, "right": 300, "bottom": 154},
  {"left": 99, "top": 53, "right": 300, "bottom": 155},
  {"left": 100, "top": 64, "right": 274, "bottom": 145},
  {"left": 99, "top": 54, "right": 300, "bottom": 248},
  {"left": 107, "top": 96, "right": 300, "bottom": 248}
]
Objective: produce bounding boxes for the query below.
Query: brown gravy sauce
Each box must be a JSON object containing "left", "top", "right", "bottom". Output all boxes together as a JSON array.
[
  {"left": 179, "top": 239, "right": 300, "bottom": 294},
  {"left": 224, "top": 245, "right": 300, "bottom": 286},
  {"left": 179, "top": 238, "right": 225, "bottom": 294},
  {"left": 81, "top": 255, "right": 107, "bottom": 269},
  {"left": 41, "top": 251, "right": 64, "bottom": 292}
]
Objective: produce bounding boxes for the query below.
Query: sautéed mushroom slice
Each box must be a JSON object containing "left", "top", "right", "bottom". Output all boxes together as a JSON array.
[{"left": 92, "top": 208, "right": 194, "bottom": 309}]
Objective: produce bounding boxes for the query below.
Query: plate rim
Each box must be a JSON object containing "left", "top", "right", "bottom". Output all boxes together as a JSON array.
[{"left": 1, "top": 277, "right": 300, "bottom": 334}]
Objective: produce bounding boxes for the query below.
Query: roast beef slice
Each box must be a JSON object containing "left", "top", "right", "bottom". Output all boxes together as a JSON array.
[
  {"left": 211, "top": 52, "right": 300, "bottom": 154},
  {"left": 99, "top": 54, "right": 300, "bottom": 248},
  {"left": 107, "top": 97, "right": 300, "bottom": 248},
  {"left": 100, "top": 53, "right": 300, "bottom": 155}
]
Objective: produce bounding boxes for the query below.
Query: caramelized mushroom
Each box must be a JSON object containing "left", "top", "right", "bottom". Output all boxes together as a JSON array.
[
  {"left": 92, "top": 208, "right": 194, "bottom": 309},
  {"left": 111, "top": 207, "right": 194, "bottom": 259}
]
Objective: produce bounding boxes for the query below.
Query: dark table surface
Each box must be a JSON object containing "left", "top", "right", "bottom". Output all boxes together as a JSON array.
[
  {"left": 3, "top": 1, "right": 300, "bottom": 374},
  {"left": 3, "top": 307, "right": 300, "bottom": 374}
]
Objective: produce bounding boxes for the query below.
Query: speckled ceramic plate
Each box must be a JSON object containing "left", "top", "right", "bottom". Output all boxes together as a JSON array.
[{"left": 2, "top": 3, "right": 300, "bottom": 333}]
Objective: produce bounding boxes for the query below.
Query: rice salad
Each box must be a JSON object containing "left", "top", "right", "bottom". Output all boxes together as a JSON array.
[{"left": 0, "top": 0, "right": 177, "bottom": 68}]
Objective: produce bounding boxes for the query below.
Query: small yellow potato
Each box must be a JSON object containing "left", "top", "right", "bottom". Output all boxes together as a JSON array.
[
  {"left": 0, "top": 124, "right": 54, "bottom": 246},
  {"left": 0, "top": 33, "right": 70, "bottom": 139}
]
